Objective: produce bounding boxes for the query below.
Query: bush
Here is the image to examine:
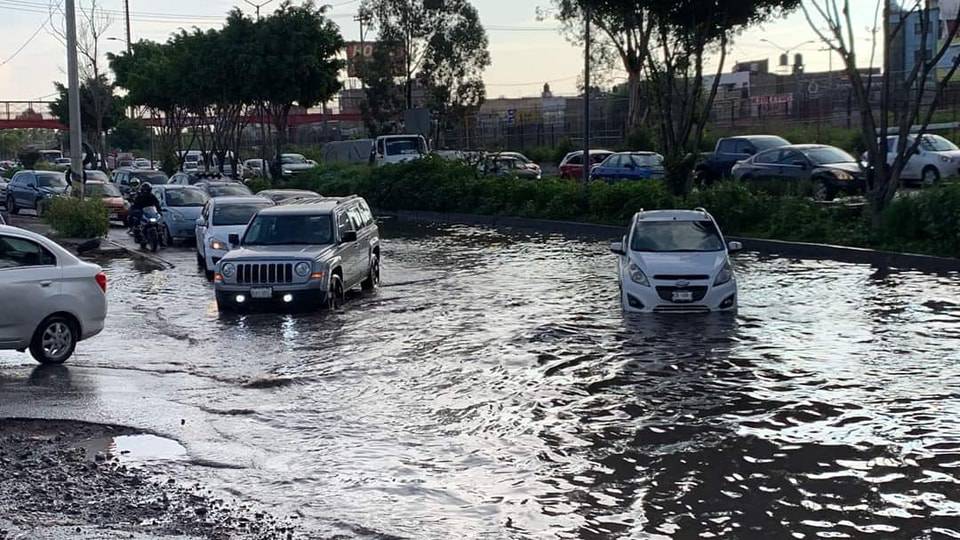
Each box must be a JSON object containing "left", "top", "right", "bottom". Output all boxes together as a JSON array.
[{"left": 44, "top": 197, "right": 109, "bottom": 238}]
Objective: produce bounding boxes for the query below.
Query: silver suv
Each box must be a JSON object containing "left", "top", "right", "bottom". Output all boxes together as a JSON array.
[{"left": 214, "top": 196, "right": 380, "bottom": 311}]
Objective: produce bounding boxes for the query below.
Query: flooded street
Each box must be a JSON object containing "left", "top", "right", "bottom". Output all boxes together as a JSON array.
[{"left": 2, "top": 220, "right": 960, "bottom": 539}]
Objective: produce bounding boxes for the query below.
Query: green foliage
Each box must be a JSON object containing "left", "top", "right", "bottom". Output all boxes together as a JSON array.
[
  {"left": 44, "top": 197, "right": 109, "bottom": 239},
  {"left": 49, "top": 75, "right": 125, "bottom": 137},
  {"left": 245, "top": 177, "right": 273, "bottom": 194},
  {"left": 623, "top": 126, "right": 658, "bottom": 152},
  {"left": 877, "top": 184, "right": 960, "bottom": 257},
  {"left": 17, "top": 146, "right": 41, "bottom": 169},
  {"left": 108, "top": 118, "right": 151, "bottom": 151}
]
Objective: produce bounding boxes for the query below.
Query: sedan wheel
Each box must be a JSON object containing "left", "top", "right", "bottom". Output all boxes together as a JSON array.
[
  {"left": 30, "top": 317, "right": 76, "bottom": 364},
  {"left": 813, "top": 180, "right": 834, "bottom": 202}
]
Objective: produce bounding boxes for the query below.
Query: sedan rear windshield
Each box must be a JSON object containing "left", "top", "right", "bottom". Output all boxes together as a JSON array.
[
  {"left": 243, "top": 214, "right": 334, "bottom": 245},
  {"left": 631, "top": 220, "right": 724, "bottom": 252},
  {"left": 164, "top": 188, "right": 207, "bottom": 207},
  {"left": 213, "top": 203, "right": 271, "bottom": 226}
]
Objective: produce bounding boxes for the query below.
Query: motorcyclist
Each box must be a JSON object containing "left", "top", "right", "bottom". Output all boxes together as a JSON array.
[{"left": 128, "top": 183, "right": 162, "bottom": 231}]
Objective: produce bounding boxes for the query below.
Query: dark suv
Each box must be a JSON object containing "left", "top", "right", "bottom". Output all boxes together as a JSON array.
[{"left": 5, "top": 170, "right": 70, "bottom": 217}]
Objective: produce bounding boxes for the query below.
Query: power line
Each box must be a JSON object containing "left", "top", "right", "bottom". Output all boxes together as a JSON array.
[{"left": 0, "top": 0, "right": 62, "bottom": 66}]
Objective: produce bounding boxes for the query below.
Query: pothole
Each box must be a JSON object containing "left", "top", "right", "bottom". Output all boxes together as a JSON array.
[{"left": 80, "top": 434, "right": 188, "bottom": 464}]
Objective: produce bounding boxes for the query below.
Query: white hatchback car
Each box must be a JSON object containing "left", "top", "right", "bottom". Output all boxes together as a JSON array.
[
  {"left": 0, "top": 225, "right": 107, "bottom": 363},
  {"left": 611, "top": 209, "right": 741, "bottom": 313},
  {"left": 878, "top": 134, "right": 960, "bottom": 184},
  {"left": 195, "top": 196, "right": 274, "bottom": 278}
]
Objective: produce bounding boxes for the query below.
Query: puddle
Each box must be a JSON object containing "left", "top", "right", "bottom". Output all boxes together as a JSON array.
[{"left": 81, "top": 434, "right": 188, "bottom": 464}]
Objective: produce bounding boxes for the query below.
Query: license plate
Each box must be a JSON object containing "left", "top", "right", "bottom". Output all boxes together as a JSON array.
[
  {"left": 672, "top": 290, "right": 694, "bottom": 302},
  {"left": 250, "top": 287, "right": 273, "bottom": 299}
]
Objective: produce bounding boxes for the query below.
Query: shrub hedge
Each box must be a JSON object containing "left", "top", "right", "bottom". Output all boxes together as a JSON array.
[
  {"left": 43, "top": 197, "right": 109, "bottom": 239},
  {"left": 269, "top": 157, "right": 958, "bottom": 258}
]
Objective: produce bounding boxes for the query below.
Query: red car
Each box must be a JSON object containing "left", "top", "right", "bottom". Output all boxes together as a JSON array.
[{"left": 558, "top": 150, "right": 614, "bottom": 179}]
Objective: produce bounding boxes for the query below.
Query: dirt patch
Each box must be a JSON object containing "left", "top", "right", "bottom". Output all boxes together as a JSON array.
[{"left": 0, "top": 419, "right": 300, "bottom": 539}]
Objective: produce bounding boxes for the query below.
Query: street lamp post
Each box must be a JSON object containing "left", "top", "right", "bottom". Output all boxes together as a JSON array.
[
  {"left": 244, "top": 0, "right": 275, "bottom": 20},
  {"left": 760, "top": 38, "right": 816, "bottom": 72}
]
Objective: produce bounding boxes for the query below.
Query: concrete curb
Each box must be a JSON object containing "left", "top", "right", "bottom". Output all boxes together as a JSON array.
[{"left": 383, "top": 209, "right": 960, "bottom": 274}]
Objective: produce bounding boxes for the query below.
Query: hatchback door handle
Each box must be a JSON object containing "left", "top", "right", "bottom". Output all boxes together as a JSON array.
[{"left": 39, "top": 280, "right": 53, "bottom": 287}]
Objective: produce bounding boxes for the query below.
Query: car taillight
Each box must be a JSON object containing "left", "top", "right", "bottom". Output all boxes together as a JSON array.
[{"left": 95, "top": 272, "right": 107, "bottom": 293}]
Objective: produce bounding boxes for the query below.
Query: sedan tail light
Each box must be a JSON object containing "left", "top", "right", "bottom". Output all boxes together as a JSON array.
[{"left": 95, "top": 272, "right": 107, "bottom": 293}]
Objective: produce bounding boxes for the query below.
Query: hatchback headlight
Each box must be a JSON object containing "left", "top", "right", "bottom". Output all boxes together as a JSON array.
[
  {"left": 295, "top": 262, "right": 312, "bottom": 276},
  {"left": 714, "top": 261, "right": 734, "bottom": 286},
  {"left": 940, "top": 155, "right": 953, "bottom": 163},
  {"left": 221, "top": 263, "right": 236, "bottom": 278},
  {"left": 627, "top": 262, "right": 650, "bottom": 287}
]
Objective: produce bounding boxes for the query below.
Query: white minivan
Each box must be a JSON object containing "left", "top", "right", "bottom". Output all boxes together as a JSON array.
[
  {"left": 369, "top": 134, "right": 429, "bottom": 166},
  {"left": 610, "top": 209, "right": 741, "bottom": 313},
  {"left": 0, "top": 225, "right": 107, "bottom": 363}
]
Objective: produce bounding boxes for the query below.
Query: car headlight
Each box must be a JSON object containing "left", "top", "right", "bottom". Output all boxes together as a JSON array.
[
  {"left": 147, "top": 217, "right": 159, "bottom": 223},
  {"left": 833, "top": 170, "right": 854, "bottom": 181},
  {"left": 209, "top": 238, "right": 227, "bottom": 250},
  {"left": 221, "top": 263, "right": 236, "bottom": 278},
  {"left": 714, "top": 261, "right": 734, "bottom": 286},
  {"left": 295, "top": 262, "right": 311, "bottom": 276},
  {"left": 627, "top": 262, "right": 650, "bottom": 287},
  {"left": 940, "top": 155, "right": 953, "bottom": 163}
]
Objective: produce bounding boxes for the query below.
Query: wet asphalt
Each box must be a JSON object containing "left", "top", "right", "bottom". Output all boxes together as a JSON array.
[{"left": 2, "top": 219, "right": 960, "bottom": 539}]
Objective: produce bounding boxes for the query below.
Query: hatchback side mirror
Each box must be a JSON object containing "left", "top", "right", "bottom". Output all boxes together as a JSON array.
[
  {"left": 728, "top": 241, "right": 743, "bottom": 252},
  {"left": 341, "top": 230, "right": 358, "bottom": 243},
  {"left": 610, "top": 241, "right": 626, "bottom": 256},
  {"left": 228, "top": 233, "right": 240, "bottom": 247}
]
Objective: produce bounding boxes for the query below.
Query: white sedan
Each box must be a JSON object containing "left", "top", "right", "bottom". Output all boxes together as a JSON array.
[{"left": 0, "top": 225, "right": 107, "bottom": 363}]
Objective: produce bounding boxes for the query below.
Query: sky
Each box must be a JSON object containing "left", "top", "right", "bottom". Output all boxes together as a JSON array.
[{"left": 0, "top": 0, "right": 879, "bottom": 103}]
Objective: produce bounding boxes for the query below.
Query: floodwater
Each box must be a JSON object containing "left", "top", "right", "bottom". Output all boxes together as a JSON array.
[{"left": 7, "top": 220, "right": 960, "bottom": 539}]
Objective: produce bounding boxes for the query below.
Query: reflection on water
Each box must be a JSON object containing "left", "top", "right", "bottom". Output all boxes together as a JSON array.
[{"left": 69, "top": 222, "right": 960, "bottom": 538}]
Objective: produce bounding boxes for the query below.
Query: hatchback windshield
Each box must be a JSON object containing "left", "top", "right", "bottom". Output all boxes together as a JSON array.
[
  {"left": 86, "top": 183, "right": 121, "bottom": 198},
  {"left": 281, "top": 154, "right": 307, "bottom": 164},
  {"left": 920, "top": 135, "right": 959, "bottom": 152},
  {"left": 208, "top": 184, "right": 252, "bottom": 197},
  {"left": 243, "top": 214, "right": 334, "bottom": 245},
  {"left": 164, "top": 188, "right": 207, "bottom": 207},
  {"left": 631, "top": 220, "right": 724, "bottom": 252},
  {"left": 213, "top": 203, "right": 271, "bottom": 226},
  {"left": 805, "top": 147, "right": 856, "bottom": 165},
  {"left": 37, "top": 173, "right": 68, "bottom": 189}
]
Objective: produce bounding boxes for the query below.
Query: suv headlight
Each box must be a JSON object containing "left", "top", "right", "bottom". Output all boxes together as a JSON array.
[
  {"left": 209, "top": 238, "right": 227, "bottom": 250},
  {"left": 627, "top": 262, "right": 649, "bottom": 287},
  {"left": 714, "top": 261, "right": 734, "bottom": 286},
  {"left": 295, "top": 262, "right": 311, "bottom": 276},
  {"left": 221, "top": 263, "right": 235, "bottom": 278}
]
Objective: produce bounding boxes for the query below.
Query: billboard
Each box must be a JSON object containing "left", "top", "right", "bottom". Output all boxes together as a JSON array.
[{"left": 345, "top": 41, "right": 405, "bottom": 78}]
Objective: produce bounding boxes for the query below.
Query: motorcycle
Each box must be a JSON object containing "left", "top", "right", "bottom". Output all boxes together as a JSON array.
[{"left": 133, "top": 207, "right": 163, "bottom": 253}]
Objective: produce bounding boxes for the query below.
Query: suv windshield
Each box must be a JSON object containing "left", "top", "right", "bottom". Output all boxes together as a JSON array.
[
  {"left": 164, "top": 188, "right": 207, "bottom": 207},
  {"left": 208, "top": 184, "right": 252, "bottom": 197},
  {"left": 631, "top": 220, "right": 724, "bottom": 252},
  {"left": 244, "top": 214, "right": 334, "bottom": 245},
  {"left": 37, "top": 173, "right": 68, "bottom": 188},
  {"left": 806, "top": 147, "right": 856, "bottom": 164},
  {"left": 213, "top": 203, "right": 270, "bottom": 226}
]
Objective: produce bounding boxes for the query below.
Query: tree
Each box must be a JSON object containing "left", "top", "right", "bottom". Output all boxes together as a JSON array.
[
  {"left": 49, "top": 75, "right": 125, "bottom": 155},
  {"left": 257, "top": 1, "right": 344, "bottom": 173},
  {"left": 358, "top": 45, "right": 405, "bottom": 136},
  {"left": 803, "top": 0, "right": 960, "bottom": 223},
  {"left": 108, "top": 118, "right": 151, "bottom": 151},
  {"left": 361, "top": 0, "right": 491, "bottom": 114}
]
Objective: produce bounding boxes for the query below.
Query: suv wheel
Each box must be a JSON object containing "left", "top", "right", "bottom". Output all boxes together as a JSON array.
[
  {"left": 362, "top": 254, "right": 380, "bottom": 291},
  {"left": 6, "top": 195, "right": 18, "bottom": 215},
  {"left": 327, "top": 275, "right": 344, "bottom": 310},
  {"left": 30, "top": 316, "right": 77, "bottom": 364}
]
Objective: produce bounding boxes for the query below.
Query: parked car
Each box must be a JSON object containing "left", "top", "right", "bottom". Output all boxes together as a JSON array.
[
  {"left": 170, "top": 171, "right": 229, "bottom": 186},
  {"left": 243, "top": 158, "right": 265, "bottom": 179},
  {"left": 195, "top": 196, "right": 275, "bottom": 278},
  {"left": 278, "top": 154, "right": 318, "bottom": 177},
  {"left": 0, "top": 225, "right": 107, "bottom": 363},
  {"left": 370, "top": 134, "right": 429, "bottom": 166},
  {"left": 695, "top": 135, "right": 791, "bottom": 185},
  {"left": 5, "top": 170, "right": 70, "bottom": 217},
  {"left": 591, "top": 152, "right": 665, "bottom": 181},
  {"left": 257, "top": 189, "right": 322, "bottom": 204},
  {"left": 558, "top": 150, "right": 614, "bottom": 179},
  {"left": 196, "top": 181, "right": 253, "bottom": 198},
  {"left": 480, "top": 156, "right": 542, "bottom": 179},
  {"left": 610, "top": 208, "right": 741, "bottom": 313},
  {"left": 731, "top": 144, "right": 866, "bottom": 201},
  {"left": 82, "top": 180, "right": 129, "bottom": 223},
  {"left": 152, "top": 185, "right": 208, "bottom": 244},
  {"left": 214, "top": 196, "right": 380, "bottom": 311},
  {"left": 111, "top": 168, "right": 169, "bottom": 195},
  {"left": 0, "top": 177, "right": 8, "bottom": 202},
  {"left": 488, "top": 152, "right": 541, "bottom": 176},
  {"left": 873, "top": 134, "right": 960, "bottom": 185}
]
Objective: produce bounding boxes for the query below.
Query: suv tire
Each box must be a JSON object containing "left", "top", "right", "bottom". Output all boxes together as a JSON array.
[
  {"left": 328, "top": 274, "right": 344, "bottom": 310},
  {"left": 361, "top": 254, "right": 380, "bottom": 291},
  {"left": 30, "top": 316, "right": 77, "bottom": 364}
]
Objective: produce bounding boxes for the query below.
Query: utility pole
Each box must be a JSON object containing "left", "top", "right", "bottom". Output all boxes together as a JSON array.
[
  {"left": 65, "top": 0, "right": 84, "bottom": 199},
  {"left": 244, "top": 0, "right": 275, "bottom": 20},
  {"left": 582, "top": 2, "right": 591, "bottom": 184},
  {"left": 354, "top": 11, "right": 373, "bottom": 90},
  {"left": 124, "top": 0, "right": 132, "bottom": 53}
]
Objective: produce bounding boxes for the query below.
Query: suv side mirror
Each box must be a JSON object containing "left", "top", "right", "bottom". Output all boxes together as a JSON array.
[
  {"left": 341, "top": 230, "right": 358, "bottom": 243},
  {"left": 728, "top": 241, "right": 743, "bottom": 252},
  {"left": 228, "top": 233, "right": 240, "bottom": 247},
  {"left": 610, "top": 241, "right": 626, "bottom": 255}
]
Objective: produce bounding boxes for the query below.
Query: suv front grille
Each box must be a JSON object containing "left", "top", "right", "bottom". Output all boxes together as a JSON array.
[
  {"left": 656, "top": 286, "right": 708, "bottom": 303},
  {"left": 236, "top": 263, "right": 294, "bottom": 284}
]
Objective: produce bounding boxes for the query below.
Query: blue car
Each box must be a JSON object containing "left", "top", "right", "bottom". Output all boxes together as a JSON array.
[
  {"left": 591, "top": 152, "right": 665, "bottom": 182},
  {"left": 153, "top": 185, "right": 208, "bottom": 244},
  {"left": 4, "top": 170, "right": 70, "bottom": 217}
]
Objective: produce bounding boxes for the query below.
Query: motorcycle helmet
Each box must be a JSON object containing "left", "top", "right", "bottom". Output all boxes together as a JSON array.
[{"left": 128, "top": 178, "right": 141, "bottom": 191}]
